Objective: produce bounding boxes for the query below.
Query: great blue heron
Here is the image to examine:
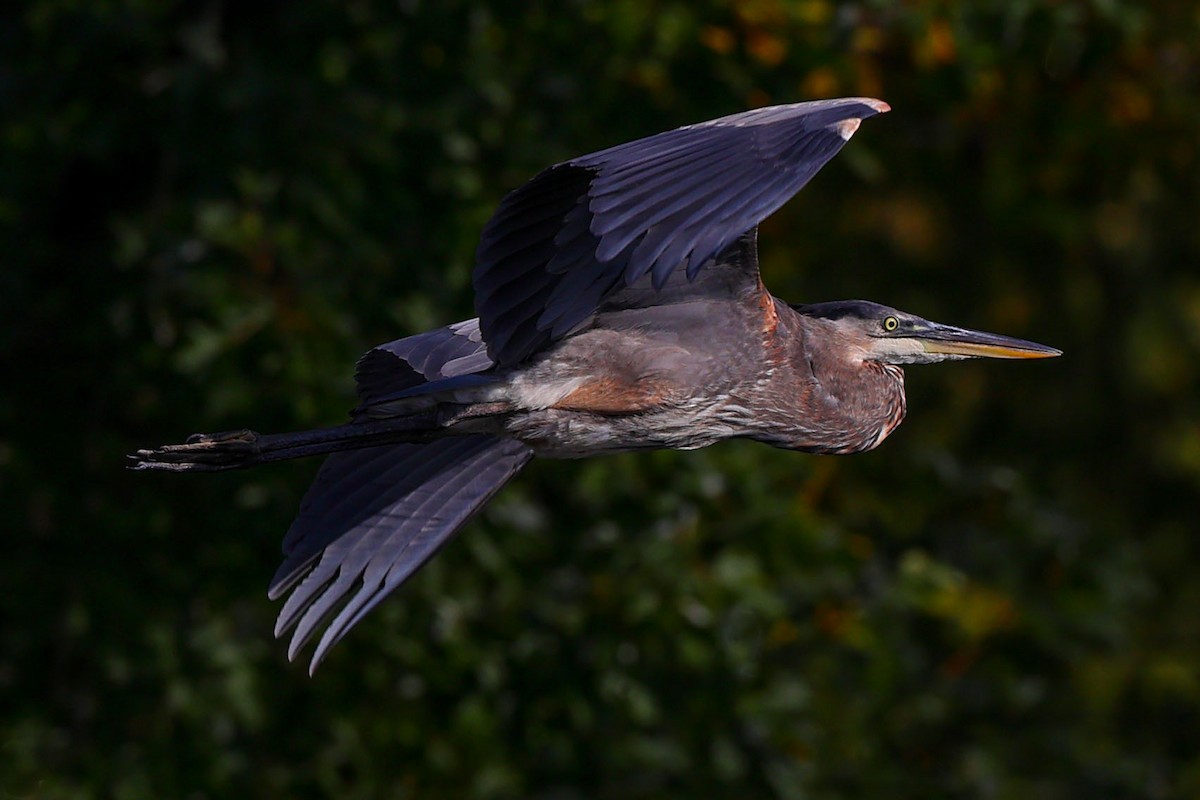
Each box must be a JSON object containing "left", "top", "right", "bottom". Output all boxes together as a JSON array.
[{"left": 134, "top": 98, "right": 1060, "bottom": 671}]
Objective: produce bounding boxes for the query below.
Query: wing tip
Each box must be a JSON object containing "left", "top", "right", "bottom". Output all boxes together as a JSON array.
[
  {"left": 831, "top": 97, "right": 890, "bottom": 140},
  {"left": 831, "top": 96, "right": 890, "bottom": 117},
  {"left": 861, "top": 97, "right": 891, "bottom": 115}
]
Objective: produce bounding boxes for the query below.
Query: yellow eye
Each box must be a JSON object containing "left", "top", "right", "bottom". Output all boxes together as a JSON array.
[{"left": 883, "top": 316, "right": 899, "bottom": 332}]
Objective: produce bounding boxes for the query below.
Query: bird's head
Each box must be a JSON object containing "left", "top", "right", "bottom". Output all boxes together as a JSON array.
[{"left": 792, "top": 300, "right": 1062, "bottom": 366}]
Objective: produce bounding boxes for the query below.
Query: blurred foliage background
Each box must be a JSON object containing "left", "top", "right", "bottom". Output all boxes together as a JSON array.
[{"left": 3, "top": 0, "right": 1200, "bottom": 797}]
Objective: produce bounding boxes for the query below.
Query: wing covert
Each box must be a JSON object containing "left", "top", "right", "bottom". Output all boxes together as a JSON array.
[{"left": 353, "top": 318, "right": 494, "bottom": 410}]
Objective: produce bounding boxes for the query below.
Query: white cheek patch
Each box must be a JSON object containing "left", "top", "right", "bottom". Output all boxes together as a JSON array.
[{"left": 872, "top": 337, "right": 930, "bottom": 364}]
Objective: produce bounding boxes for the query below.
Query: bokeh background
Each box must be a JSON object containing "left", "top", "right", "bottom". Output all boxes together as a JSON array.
[{"left": 4, "top": 1, "right": 1200, "bottom": 797}]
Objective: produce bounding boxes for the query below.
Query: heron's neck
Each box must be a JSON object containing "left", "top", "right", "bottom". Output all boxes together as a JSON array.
[{"left": 753, "top": 312, "right": 908, "bottom": 454}]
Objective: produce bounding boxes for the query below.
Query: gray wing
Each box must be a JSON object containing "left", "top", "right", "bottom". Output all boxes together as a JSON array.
[
  {"left": 474, "top": 97, "right": 889, "bottom": 366},
  {"left": 353, "top": 318, "right": 494, "bottom": 409},
  {"left": 269, "top": 435, "right": 534, "bottom": 673},
  {"left": 270, "top": 319, "right": 513, "bottom": 672}
]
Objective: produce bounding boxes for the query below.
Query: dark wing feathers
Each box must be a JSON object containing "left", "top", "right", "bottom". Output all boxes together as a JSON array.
[
  {"left": 353, "top": 318, "right": 493, "bottom": 409},
  {"left": 475, "top": 164, "right": 608, "bottom": 361},
  {"left": 270, "top": 436, "right": 534, "bottom": 673},
  {"left": 269, "top": 325, "right": 524, "bottom": 672},
  {"left": 600, "top": 227, "right": 764, "bottom": 314},
  {"left": 473, "top": 97, "right": 888, "bottom": 365},
  {"left": 276, "top": 442, "right": 471, "bottom": 653}
]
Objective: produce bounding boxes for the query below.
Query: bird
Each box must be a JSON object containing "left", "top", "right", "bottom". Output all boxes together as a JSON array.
[{"left": 132, "top": 97, "right": 1061, "bottom": 672}]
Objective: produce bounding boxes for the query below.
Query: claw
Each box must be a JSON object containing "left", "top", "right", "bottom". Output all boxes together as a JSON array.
[
  {"left": 128, "top": 430, "right": 264, "bottom": 472},
  {"left": 185, "top": 429, "right": 258, "bottom": 446}
]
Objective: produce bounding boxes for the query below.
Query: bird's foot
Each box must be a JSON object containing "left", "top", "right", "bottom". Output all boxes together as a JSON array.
[{"left": 129, "top": 429, "right": 263, "bottom": 472}]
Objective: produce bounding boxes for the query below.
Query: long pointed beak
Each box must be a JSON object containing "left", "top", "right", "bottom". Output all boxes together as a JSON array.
[{"left": 916, "top": 323, "right": 1062, "bottom": 360}]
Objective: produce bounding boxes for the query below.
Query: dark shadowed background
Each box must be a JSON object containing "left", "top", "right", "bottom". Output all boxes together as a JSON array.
[{"left": 4, "top": 1, "right": 1199, "bottom": 797}]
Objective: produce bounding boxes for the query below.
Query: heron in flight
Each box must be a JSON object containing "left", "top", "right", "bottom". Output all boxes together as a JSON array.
[{"left": 134, "top": 98, "right": 1060, "bottom": 671}]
